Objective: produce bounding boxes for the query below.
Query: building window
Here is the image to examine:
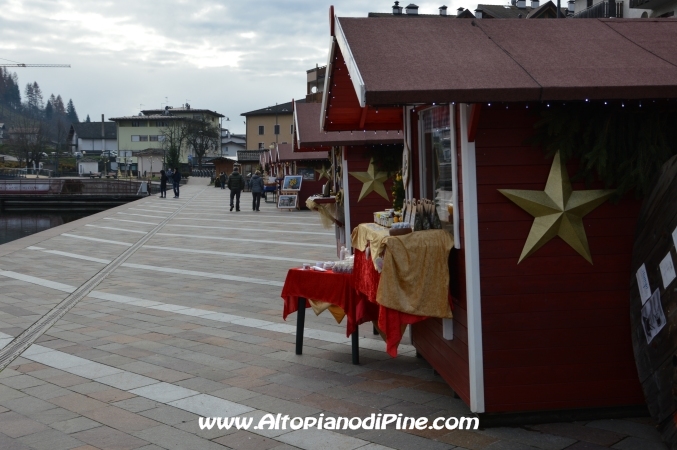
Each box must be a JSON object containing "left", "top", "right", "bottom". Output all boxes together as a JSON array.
[
  {"left": 258, "top": 143, "right": 265, "bottom": 149},
  {"left": 586, "top": 0, "right": 592, "bottom": 7},
  {"left": 274, "top": 124, "right": 280, "bottom": 135},
  {"left": 224, "top": 146, "right": 229, "bottom": 153},
  {"left": 139, "top": 135, "right": 149, "bottom": 142},
  {"left": 258, "top": 125, "right": 264, "bottom": 135},
  {"left": 131, "top": 135, "right": 140, "bottom": 142},
  {"left": 155, "top": 121, "right": 168, "bottom": 127},
  {"left": 290, "top": 124, "right": 294, "bottom": 135},
  {"left": 150, "top": 135, "right": 159, "bottom": 141},
  {"left": 132, "top": 121, "right": 142, "bottom": 127}
]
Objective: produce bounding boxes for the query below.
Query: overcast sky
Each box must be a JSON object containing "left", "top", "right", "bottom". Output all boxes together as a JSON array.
[{"left": 1, "top": 0, "right": 508, "bottom": 134}]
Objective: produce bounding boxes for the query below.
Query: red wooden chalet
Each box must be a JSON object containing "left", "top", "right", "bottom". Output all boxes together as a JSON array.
[
  {"left": 321, "top": 11, "right": 677, "bottom": 421},
  {"left": 294, "top": 101, "right": 401, "bottom": 250}
]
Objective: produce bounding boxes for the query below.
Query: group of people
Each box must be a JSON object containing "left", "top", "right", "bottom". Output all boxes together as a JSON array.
[
  {"left": 155, "top": 165, "right": 265, "bottom": 211},
  {"left": 217, "top": 167, "right": 265, "bottom": 212},
  {"left": 158, "top": 168, "right": 181, "bottom": 198}
]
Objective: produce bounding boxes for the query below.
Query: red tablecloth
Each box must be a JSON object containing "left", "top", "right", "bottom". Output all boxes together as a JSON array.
[
  {"left": 281, "top": 268, "right": 377, "bottom": 337},
  {"left": 353, "top": 249, "right": 428, "bottom": 357}
]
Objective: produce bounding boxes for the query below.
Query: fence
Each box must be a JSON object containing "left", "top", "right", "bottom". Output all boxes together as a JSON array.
[
  {"left": 573, "top": 0, "right": 624, "bottom": 18},
  {"left": 0, "top": 179, "right": 144, "bottom": 196}
]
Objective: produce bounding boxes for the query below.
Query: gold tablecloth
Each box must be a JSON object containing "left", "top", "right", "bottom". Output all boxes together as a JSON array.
[
  {"left": 352, "top": 223, "right": 454, "bottom": 319},
  {"left": 351, "top": 223, "right": 390, "bottom": 267},
  {"left": 378, "top": 230, "right": 453, "bottom": 318}
]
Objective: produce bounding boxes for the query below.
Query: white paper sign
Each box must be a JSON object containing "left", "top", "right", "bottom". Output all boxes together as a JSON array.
[
  {"left": 641, "top": 289, "right": 666, "bottom": 344},
  {"left": 636, "top": 264, "right": 652, "bottom": 304},
  {"left": 660, "top": 253, "right": 677, "bottom": 289}
]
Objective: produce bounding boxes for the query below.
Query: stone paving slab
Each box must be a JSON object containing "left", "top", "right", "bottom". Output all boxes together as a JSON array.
[{"left": 0, "top": 185, "right": 667, "bottom": 450}]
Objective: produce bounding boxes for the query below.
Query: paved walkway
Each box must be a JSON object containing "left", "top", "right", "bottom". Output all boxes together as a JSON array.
[{"left": 0, "top": 184, "right": 667, "bottom": 450}]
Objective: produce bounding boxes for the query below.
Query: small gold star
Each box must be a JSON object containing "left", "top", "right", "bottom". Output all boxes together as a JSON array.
[
  {"left": 316, "top": 165, "right": 331, "bottom": 182},
  {"left": 350, "top": 159, "right": 389, "bottom": 202},
  {"left": 498, "top": 151, "right": 614, "bottom": 264}
]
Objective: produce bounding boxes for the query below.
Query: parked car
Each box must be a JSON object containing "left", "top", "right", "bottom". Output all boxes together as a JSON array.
[{"left": 75, "top": 152, "right": 82, "bottom": 159}]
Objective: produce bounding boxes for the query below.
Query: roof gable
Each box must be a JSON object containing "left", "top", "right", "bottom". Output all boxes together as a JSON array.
[{"left": 329, "top": 16, "right": 677, "bottom": 105}]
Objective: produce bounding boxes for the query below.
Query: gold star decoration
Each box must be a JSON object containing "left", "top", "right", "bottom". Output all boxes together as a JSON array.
[
  {"left": 316, "top": 165, "right": 331, "bottom": 182},
  {"left": 498, "top": 151, "right": 614, "bottom": 264},
  {"left": 350, "top": 159, "right": 389, "bottom": 202}
]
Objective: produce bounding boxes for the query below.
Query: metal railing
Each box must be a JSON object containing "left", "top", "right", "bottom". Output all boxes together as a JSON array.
[
  {"left": 0, "top": 179, "right": 145, "bottom": 195},
  {"left": 573, "top": 0, "right": 623, "bottom": 17}
]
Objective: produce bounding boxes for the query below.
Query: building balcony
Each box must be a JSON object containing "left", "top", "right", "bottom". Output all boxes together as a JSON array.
[{"left": 573, "top": 0, "right": 624, "bottom": 17}]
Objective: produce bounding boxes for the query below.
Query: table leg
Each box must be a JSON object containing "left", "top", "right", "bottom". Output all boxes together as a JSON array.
[
  {"left": 296, "top": 297, "right": 306, "bottom": 355},
  {"left": 351, "top": 330, "right": 359, "bottom": 365}
]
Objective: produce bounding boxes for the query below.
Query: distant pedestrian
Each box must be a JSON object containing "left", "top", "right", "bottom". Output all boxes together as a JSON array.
[
  {"left": 172, "top": 167, "right": 181, "bottom": 198},
  {"left": 250, "top": 170, "right": 264, "bottom": 212},
  {"left": 219, "top": 172, "right": 226, "bottom": 190},
  {"left": 159, "top": 169, "right": 168, "bottom": 198},
  {"left": 227, "top": 166, "right": 245, "bottom": 211}
]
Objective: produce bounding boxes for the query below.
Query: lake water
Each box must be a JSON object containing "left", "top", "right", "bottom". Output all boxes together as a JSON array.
[{"left": 0, "top": 212, "right": 93, "bottom": 245}]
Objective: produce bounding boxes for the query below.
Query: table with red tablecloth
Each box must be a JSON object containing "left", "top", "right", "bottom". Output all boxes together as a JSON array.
[
  {"left": 352, "top": 249, "right": 429, "bottom": 357},
  {"left": 281, "top": 268, "right": 378, "bottom": 364}
]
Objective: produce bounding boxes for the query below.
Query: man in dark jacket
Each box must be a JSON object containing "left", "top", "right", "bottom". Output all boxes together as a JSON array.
[
  {"left": 227, "top": 166, "right": 245, "bottom": 211},
  {"left": 172, "top": 168, "right": 181, "bottom": 198},
  {"left": 219, "top": 172, "right": 226, "bottom": 190},
  {"left": 250, "top": 170, "right": 265, "bottom": 212}
]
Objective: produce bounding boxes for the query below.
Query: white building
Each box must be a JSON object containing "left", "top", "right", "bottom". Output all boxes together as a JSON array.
[
  {"left": 221, "top": 129, "right": 246, "bottom": 159},
  {"left": 572, "top": 0, "right": 673, "bottom": 17},
  {"left": 68, "top": 121, "right": 117, "bottom": 155},
  {"left": 78, "top": 159, "right": 99, "bottom": 176}
]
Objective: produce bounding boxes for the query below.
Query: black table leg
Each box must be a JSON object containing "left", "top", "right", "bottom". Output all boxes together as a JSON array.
[
  {"left": 296, "top": 297, "right": 306, "bottom": 355},
  {"left": 351, "top": 330, "right": 359, "bottom": 365}
]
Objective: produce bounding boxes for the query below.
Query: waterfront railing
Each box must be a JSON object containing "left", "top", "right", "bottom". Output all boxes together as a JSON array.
[{"left": 0, "top": 179, "right": 145, "bottom": 196}]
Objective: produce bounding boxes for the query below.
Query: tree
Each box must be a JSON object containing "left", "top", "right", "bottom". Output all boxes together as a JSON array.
[
  {"left": 85, "top": 114, "right": 91, "bottom": 123},
  {"left": 44, "top": 100, "right": 53, "bottom": 120},
  {"left": 54, "top": 95, "right": 65, "bottom": 115},
  {"left": 185, "top": 118, "right": 219, "bottom": 169},
  {"left": 32, "top": 82, "right": 44, "bottom": 110},
  {"left": 160, "top": 120, "right": 188, "bottom": 170},
  {"left": 66, "top": 99, "right": 79, "bottom": 123},
  {"left": 6, "top": 116, "right": 49, "bottom": 168}
]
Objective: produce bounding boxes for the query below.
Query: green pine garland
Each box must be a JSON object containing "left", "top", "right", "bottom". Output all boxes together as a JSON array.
[{"left": 532, "top": 102, "right": 677, "bottom": 198}]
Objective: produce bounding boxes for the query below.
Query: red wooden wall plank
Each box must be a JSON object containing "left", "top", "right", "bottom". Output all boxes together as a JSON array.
[{"left": 474, "top": 104, "right": 644, "bottom": 413}]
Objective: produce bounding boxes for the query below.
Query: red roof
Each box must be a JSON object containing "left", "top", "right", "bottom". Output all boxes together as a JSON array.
[
  {"left": 277, "top": 143, "right": 328, "bottom": 162},
  {"left": 328, "top": 17, "right": 677, "bottom": 106},
  {"left": 295, "top": 102, "right": 402, "bottom": 150}
]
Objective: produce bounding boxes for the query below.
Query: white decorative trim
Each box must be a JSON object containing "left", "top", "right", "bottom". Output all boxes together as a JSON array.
[
  {"left": 460, "top": 103, "right": 485, "bottom": 413},
  {"left": 334, "top": 17, "right": 366, "bottom": 108},
  {"left": 342, "top": 148, "right": 352, "bottom": 251},
  {"left": 417, "top": 109, "right": 426, "bottom": 199},
  {"left": 450, "top": 105, "right": 460, "bottom": 249},
  {"left": 320, "top": 36, "right": 335, "bottom": 131},
  {"left": 406, "top": 106, "right": 414, "bottom": 201}
]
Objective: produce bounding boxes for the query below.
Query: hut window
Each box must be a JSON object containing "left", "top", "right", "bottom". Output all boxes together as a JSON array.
[
  {"left": 419, "top": 106, "right": 455, "bottom": 236},
  {"left": 258, "top": 125, "right": 264, "bottom": 135}
]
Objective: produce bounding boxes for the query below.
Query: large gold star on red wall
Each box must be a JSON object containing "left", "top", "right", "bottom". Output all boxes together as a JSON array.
[
  {"left": 350, "top": 159, "right": 389, "bottom": 202},
  {"left": 498, "top": 151, "right": 614, "bottom": 264}
]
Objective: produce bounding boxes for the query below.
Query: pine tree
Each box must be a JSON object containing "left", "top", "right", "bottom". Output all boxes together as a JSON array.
[
  {"left": 25, "top": 83, "right": 35, "bottom": 109},
  {"left": 66, "top": 99, "right": 79, "bottom": 123},
  {"left": 85, "top": 114, "right": 91, "bottom": 123},
  {"left": 44, "top": 100, "right": 54, "bottom": 120},
  {"left": 32, "top": 82, "right": 44, "bottom": 110},
  {"left": 6, "top": 73, "right": 21, "bottom": 108},
  {"left": 54, "top": 95, "right": 65, "bottom": 115}
]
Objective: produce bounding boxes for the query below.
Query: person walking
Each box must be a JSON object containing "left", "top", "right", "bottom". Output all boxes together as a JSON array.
[
  {"left": 227, "top": 166, "right": 245, "bottom": 211},
  {"left": 219, "top": 172, "right": 226, "bottom": 190},
  {"left": 172, "top": 167, "right": 181, "bottom": 198},
  {"left": 250, "top": 170, "right": 264, "bottom": 212},
  {"left": 159, "top": 169, "right": 168, "bottom": 198}
]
